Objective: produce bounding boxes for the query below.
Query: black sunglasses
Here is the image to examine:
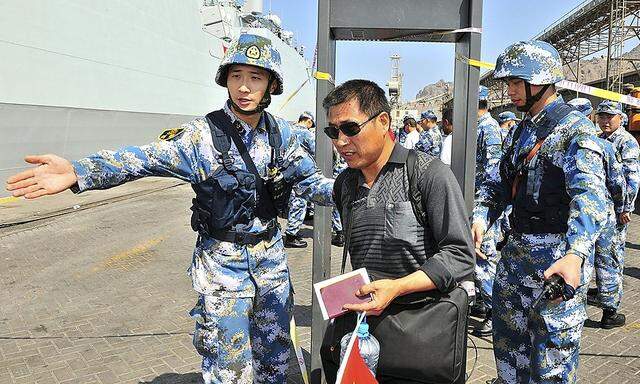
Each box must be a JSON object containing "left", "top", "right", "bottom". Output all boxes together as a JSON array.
[{"left": 323, "top": 111, "right": 384, "bottom": 139}]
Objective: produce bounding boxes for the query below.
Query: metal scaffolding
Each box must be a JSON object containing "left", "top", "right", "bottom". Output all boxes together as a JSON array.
[{"left": 481, "top": 0, "right": 640, "bottom": 106}]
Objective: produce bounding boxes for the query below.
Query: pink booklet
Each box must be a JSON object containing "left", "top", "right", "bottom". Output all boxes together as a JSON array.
[{"left": 314, "top": 268, "right": 372, "bottom": 320}]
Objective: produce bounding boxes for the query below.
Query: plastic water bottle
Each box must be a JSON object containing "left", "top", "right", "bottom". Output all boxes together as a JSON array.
[{"left": 340, "top": 320, "right": 380, "bottom": 375}]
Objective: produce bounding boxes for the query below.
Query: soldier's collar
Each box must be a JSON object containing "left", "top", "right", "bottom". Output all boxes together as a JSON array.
[
  {"left": 223, "top": 102, "right": 267, "bottom": 134},
  {"left": 528, "top": 95, "right": 564, "bottom": 126},
  {"left": 603, "top": 126, "right": 627, "bottom": 140}
]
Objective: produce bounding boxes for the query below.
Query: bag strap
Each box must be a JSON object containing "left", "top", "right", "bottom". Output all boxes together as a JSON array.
[
  {"left": 340, "top": 171, "right": 359, "bottom": 274},
  {"left": 406, "top": 149, "right": 427, "bottom": 227}
]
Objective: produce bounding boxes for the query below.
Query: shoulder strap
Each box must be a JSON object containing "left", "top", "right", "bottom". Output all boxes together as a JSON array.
[
  {"left": 206, "top": 110, "right": 264, "bottom": 186},
  {"left": 265, "top": 112, "right": 283, "bottom": 165},
  {"left": 535, "top": 103, "right": 575, "bottom": 140},
  {"left": 205, "top": 111, "right": 234, "bottom": 169},
  {"left": 510, "top": 103, "right": 575, "bottom": 199},
  {"left": 406, "top": 150, "right": 427, "bottom": 227},
  {"left": 207, "top": 110, "right": 262, "bottom": 175}
]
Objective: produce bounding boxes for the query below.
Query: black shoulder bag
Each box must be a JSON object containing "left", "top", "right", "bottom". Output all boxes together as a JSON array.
[{"left": 321, "top": 150, "right": 469, "bottom": 384}]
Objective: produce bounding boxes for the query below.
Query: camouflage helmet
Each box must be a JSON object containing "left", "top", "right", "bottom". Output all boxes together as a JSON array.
[
  {"left": 596, "top": 100, "right": 624, "bottom": 116},
  {"left": 215, "top": 33, "right": 284, "bottom": 95},
  {"left": 567, "top": 97, "right": 593, "bottom": 116},
  {"left": 497, "top": 111, "right": 519, "bottom": 124},
  {"left": 478, "top": 86, "right": 489, "bottom": 101},
  {"left": 420, "top": 110, "right": 438, "bottom": 121},
  {"left": 494, "top": 41, "right": 564, "bottom": 85}
]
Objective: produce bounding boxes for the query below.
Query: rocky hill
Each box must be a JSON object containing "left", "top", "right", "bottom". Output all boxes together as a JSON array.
[{"left": 406, "top": 44, "right": 640, "bottom": 115}]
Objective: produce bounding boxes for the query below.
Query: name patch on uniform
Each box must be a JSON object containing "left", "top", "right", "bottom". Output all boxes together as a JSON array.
[
  {"left": 246, "top": 45, "right": 261, "bottom": 60},
  {"left": 158, "top": 128, "right": 185, "bottom": 141}
]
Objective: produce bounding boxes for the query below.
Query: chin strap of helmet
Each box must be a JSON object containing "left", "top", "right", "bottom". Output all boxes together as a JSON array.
[
  {"left": 517, "top": 82, "right": 551, "bottom": 113},
  {"left": 229, "top": 76, "right": 275, "bottom": 116}
]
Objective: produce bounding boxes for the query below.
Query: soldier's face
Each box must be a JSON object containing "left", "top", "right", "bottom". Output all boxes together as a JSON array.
[
  {"left": 596, "top": 113, "right": 622, "bottom": 136},
  {"left": 227, "top": 65, "right": 273, "bottom": 111},
  {"left": 328, "top": 98, "right": 390, "bottom": 170},
  {"left": 506, "top": 79, "right": 545, "bottom": 111}
]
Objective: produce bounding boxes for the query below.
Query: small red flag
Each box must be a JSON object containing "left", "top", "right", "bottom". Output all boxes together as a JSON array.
[{"left": 339, "top": 338, "right": 378, "bottom": 384}]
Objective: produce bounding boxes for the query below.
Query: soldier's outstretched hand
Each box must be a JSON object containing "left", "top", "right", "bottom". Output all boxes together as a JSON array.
[{"left": 6, "top": 154, "right": 77, "bottom": 199}]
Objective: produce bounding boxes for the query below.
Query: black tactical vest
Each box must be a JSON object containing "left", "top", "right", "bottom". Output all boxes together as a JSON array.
[
  {"left": 190, "top": 109, "right": 291, "bottom": 239},
  {"left": 501, "top": 103, "right": 575, "bottom": 234}
]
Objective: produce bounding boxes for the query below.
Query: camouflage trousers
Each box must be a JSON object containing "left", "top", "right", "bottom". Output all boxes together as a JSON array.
[
  {"left": 594, "top": 221, "right": 628, "bottom": 310},
  {"left": 286, "top": 195, "right": 308, "bottom": 236},
  {"left": 287, "top": 193, "right": 343, "bottom": 234},
  {"left": 493, "top": 233, "right": 593, "bottom": 384},
  {"left": 331, "top": 207, "right": 342, "bottom": 232},
  {"left": 190, "top": 281, "right": 292, "bottom": 384},
  {"left": 475, "top": 222, "right": 501, "bottom": 310}
]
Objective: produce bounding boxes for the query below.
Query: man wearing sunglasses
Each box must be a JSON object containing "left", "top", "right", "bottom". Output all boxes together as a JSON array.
[{"left": 322, "top": 79, "right": 474, "bottom": 382}]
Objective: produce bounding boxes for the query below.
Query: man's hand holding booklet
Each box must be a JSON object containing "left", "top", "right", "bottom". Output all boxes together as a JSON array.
[{"left": 313, "top": 268, "right": 372, "bottom": 320}]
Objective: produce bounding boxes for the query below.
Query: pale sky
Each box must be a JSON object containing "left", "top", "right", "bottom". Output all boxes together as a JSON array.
[{"left": 268, "top": 0, "right": 589, "bottom": 100}]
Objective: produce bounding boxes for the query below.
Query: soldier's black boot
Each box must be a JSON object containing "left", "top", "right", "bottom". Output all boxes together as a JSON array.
[
  {"left": 472, "top": 310, "right": 493, "bottom": 337},
  {"left": 331, "top": 231, "right": 344, "bottom": 247},
  {"left": 470, "top": 300, "right": 488, "bottom": 317},
  {"left": 284, "top": 233, "right": 307, "bottom": 248},
  {"left": 601, "top": 309, "right": 626, "bottom": 329}
]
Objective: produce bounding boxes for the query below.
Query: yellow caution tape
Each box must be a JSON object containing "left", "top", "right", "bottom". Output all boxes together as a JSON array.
[
  {"left": 458, "top": 55, "right": 640, "bottom": 107},
  {"left": 0, "top": 196, "right": 19, "bottom": 204},
  {"left": 314, "top": 71, "right": 334, "bottom": 82},
  {"left": 467, "top": 58, "right": 495, "bottom": 70},
  {"left": 290, "top": 316, "right": 310, "bottom": 384}
]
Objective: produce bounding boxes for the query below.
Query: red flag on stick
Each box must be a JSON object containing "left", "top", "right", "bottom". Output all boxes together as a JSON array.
[{"left": 339, "top": 338, "right": 378, "bottom": 384}]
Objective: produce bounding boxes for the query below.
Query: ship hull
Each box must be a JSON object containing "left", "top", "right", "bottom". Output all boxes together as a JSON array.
[{"left": 0, "top": 1, "right": 315, "bottom": 195}]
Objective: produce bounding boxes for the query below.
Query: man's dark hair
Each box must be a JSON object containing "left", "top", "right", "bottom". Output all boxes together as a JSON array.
[
  {"left": 322, "top": 79, "right": 391, "bottom": 120},
  {"left": 298, "top": 116, "right": 311, "bottom": 123},
  {"left": 442, "top": 107, "right": 453, "bottom": 123},
  {"left": 406, "top": 118, "right": 417, "bottom": 127},
  {"left": 479, "top": 99, "right": 488, "bottom": 110}
]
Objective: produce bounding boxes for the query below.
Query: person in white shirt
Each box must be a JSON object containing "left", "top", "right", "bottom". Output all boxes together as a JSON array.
[
  {"left": 400, "top": 117, "right": 420, "bottom": 149},
  {"left": 439, "top": 108, "right": 454, "bottom": 165}
]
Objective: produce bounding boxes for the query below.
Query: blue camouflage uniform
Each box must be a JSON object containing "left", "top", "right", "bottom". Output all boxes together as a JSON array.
[
  {"left": 415, "top": 110, "right": 443, "bottom": 157},
  {"left": 396, "top": 127, "right": 408, "bottom": 145},
  {"left": 593, "top": 137, "right": 627, "bottom": 311},
  {"left": 285, "top": 124, "right": 316, "bottom": 237},
  {"left": 475, "top": 41, "right": 609, "bottom": 383},
  {"left": 497, "top": 111, "right": 519, "bottom": 145},
  {"left": 595, "top": 100, "right": 640, "bottom": 312},
  {"left": 474, "top": 87, "right": 505, "bottom": 312},
  {"left": 73, "top": 33, "right": 334, "bottom": 384}
]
